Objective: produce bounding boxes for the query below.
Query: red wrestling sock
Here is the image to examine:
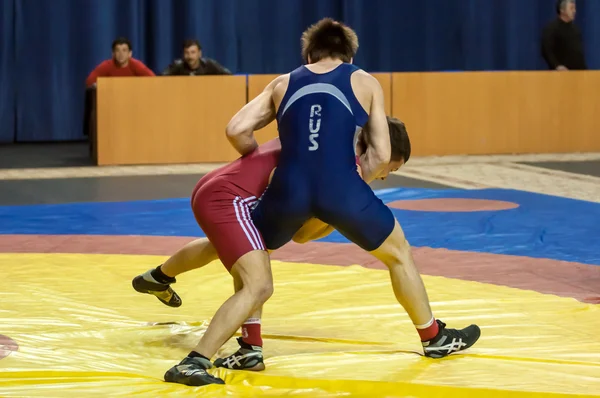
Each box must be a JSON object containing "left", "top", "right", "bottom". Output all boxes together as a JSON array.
[
  {"left": 241, "top": 318, "right": 262, "bottom": 347},
  {"left": 416, "top": 317, "right": 439, "bottom": 342}
]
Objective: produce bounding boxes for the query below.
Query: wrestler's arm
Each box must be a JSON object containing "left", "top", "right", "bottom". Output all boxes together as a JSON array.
[
  {"left": 357, "top": 73, "right": 391, "bottom": 183},
  {"left": 226, "top": 75, "right": 284, "bottom": 156}
]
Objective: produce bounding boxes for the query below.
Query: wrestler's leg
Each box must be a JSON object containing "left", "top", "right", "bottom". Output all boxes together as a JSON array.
[
  {"left": 161, "top": 238, "right": 219, "bottom": 277},
  {"left": 164, "top": 250, "right": 272, "bottom": 387},
  {"left": 234, "top": 273, "right": 264, "bottom": 346},
  {"left": 131, "top": 238, "right": 219, "bottom": 307},
  {"left": 321, "top": 180, "right": 481, "bottom": 359},
  {"left": 213, "top": 273, "right": 266, "bottom": 371},
  {"left": 368, "top": 220, "right": 480, "bottom": 358},
  {"left": 191, "top": 249, "right": 272, "bottom": 359}
]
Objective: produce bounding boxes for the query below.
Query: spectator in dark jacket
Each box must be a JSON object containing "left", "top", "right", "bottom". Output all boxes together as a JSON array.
[
  {"left": 163, "top": 39, "right": 231, "bottom": 76},
  {"left": 541, "top": 0, "right": 587, "bottom": 71}
]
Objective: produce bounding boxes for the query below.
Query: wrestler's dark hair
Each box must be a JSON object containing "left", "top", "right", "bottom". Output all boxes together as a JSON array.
[
  {"left": 387, "top": 116, "right": 411, "bottom": 163},
  {"left": 301, "top": 18, "right": 358, "bottom": 64},
  {"left": 356, "top": 116, "right": 411, "bottom": 164}
]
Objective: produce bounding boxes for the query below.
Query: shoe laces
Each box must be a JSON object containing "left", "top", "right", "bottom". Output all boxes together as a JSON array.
[{"left": 438, "top": 320, "right": 467, "bottom": 341}]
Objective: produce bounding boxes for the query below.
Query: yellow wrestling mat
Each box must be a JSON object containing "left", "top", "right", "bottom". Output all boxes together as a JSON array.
[{"left": 1, "top": 253, "right": 599, "bottom": 397}]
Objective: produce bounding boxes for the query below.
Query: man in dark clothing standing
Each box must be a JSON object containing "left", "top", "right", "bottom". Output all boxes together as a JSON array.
[
  {"left": 162, "top": 39, "right": 231, "bottom": 76},
  {"left": 541, "top": 0, "right": 587, "bottom": 70}
]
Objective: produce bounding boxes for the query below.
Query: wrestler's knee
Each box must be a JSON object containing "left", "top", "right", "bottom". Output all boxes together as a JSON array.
[
  {"left": 252, "top": 279, "right": 274, "bottom": 305},
  {"left": 232, "top": 250, "right": 274, "bottom": 305},
  {"left": 240, "top": 278, "right": 273, "bottom": 311}
]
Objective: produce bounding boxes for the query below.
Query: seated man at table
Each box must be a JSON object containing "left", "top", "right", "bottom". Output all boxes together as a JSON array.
[
  {"left": 85, "top": 37, "right": 155, "bottom": 87},
  {"left": 162, "top": 39, "right": 231, "bottom": 76}
]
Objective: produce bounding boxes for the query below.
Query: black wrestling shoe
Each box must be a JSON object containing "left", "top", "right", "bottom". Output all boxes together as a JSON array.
[
  {"left": 214, "top": 337, "right": 265, "bottom": 371},
  {"left": 164, "top": 356, "right": 225, "bottom": 386},
  {"left": 132, "top": 269, "right": 182, "bottom": 308},
  {"left": 422, "top": 320, "right": 481, "bottom": 358}
]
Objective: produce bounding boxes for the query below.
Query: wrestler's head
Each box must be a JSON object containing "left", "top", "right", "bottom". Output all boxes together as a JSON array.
[
  {"left": 356, "top": 116, "right": 411, "bottom": 180},
  {"left": 301, "top": 18, "right": 358, "bottom": 64}
]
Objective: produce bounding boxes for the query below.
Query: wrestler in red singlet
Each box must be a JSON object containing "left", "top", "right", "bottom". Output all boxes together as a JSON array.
[{"left": 191, "top": 138, "right": 281, "bottom": 270}]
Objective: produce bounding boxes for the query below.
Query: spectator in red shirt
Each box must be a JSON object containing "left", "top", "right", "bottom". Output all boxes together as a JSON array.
[{"left": 86, "top": 37, "right": 155, "bottom": 87}]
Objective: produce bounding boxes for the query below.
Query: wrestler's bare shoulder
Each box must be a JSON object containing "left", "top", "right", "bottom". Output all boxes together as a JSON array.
[
  {"left": 350, "top": 69, "right": 379, "bottom": 112},
  {"left": 272, "top": 74, "right": 291, "bottom": 108},
  {"left": 351, "top": 69, "right": 380, "bottom": 88}
]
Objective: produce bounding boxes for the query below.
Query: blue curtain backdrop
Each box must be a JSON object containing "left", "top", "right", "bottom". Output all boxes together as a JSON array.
[
  {"left": 0, "top": 0, "right": 15, "bottom": 143},
  {"left": 0, "top": 0, "right": 599, "bottom": 143}
]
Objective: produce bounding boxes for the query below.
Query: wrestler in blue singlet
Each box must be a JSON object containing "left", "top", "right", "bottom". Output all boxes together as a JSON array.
[{"left": 251, "top": 63, "right": 395, "bottom": 251}]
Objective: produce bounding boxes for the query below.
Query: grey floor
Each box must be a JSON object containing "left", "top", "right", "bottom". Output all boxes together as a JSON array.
[
  {"left": 0, "top": 174, "right": 452, "bottom": 206},
  {"left": 0, "top": 142, "right": 94, "bottom": 169},
  {"left": 2, "top": 143, "right": 599, "bottom": 206},
  {"left": 519, "top": 160, "right": 600, "bottom": 178},
  {"left": 0, "top": 143, "right": 451, "bottom": 206}
]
